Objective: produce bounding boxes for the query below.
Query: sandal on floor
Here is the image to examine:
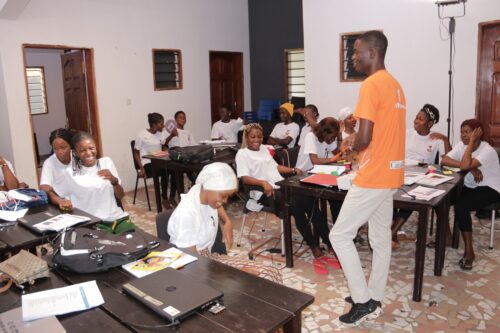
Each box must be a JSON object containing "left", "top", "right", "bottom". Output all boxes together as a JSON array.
[
  {"left": 319, "top": 256, "right": 341, "bottom": 269},
  {"left": 313, "top": 259, "right": 328, "bottom": 275},
  {"left": 397, "top": 232, "right": 416, "bottom": 242},
  {"left": 392, "top": 240, "right": 400, "bottom": 250},
  {"left": 458, "top": 257, "right": 473, "bottom": 271}
]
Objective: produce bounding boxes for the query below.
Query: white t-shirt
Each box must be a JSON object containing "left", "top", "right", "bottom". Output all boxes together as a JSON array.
[
  {"left": 298, "top": 124, "right": 312, "bottom": 147},
  {"left": 446, "top": 141, "right": 500, "bottom": 193},
  {"left": 211, "top": 118, "right": 243, "bottom": 143},
  {"left": 406, "top": 128, "right": 445, "bottom": 164},
  {"left": 168, "top": 128, "right": 195, "bottom": 148},
  {"left": 0, "top": 159, "right": 14, "bottom": 187},
  {"left": 341, "top": 130, "right": 356, "bottom": 140},
  {"left": 168, "top": 184, "right": 218, "bottom": 252},
  {"left": 59, "top": 157, "right": 125, "bottom": 220},
  {"left": 40, "top": 153, "right": 72, "bottom": 196},
  {"left": 235, "top": 146, "right": 283, "bottom": 188},
  {"left": 134, "top": 129, "right": 167, "bottom": 166},
  {"left": 296, "top": 132, "right": 338, "bottom": 172},
  {"left": 269, "top": 122, "right": 300, "bottom": 148}
]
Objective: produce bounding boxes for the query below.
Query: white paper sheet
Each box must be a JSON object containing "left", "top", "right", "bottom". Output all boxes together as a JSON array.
[
  {"left": 309, "top": 165, "right": 346, "bottom": 175},
  {"left": 22, "top": 280, "right": 104, "bottom": 321},
  {"left": 0, "top": 208, "right": 28, "bottom": 222}
]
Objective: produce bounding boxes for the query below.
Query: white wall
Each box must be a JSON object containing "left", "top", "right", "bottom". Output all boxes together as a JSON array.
[
  {"left": 303, "top": 0, "right": 500, "bottom": 145},
  {"left": 26, "top": 48, "right": 67, "bottom": 156},
  {"left": 0, "top": 0, "right": 251, "bottom": 190}
]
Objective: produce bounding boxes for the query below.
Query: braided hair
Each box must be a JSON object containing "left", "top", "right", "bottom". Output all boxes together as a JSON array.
[
  {"left": 147, "top": 113, "right": 164, "bottom": 127},
  {"left": 71, "top": 131, "right": 99, "bottom": 175},
  {"left": 241, "top": 123, "right": 263, "bottom": 149}
]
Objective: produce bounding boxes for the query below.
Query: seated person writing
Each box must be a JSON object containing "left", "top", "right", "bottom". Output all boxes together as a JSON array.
[
  {"left": 236, "top": 123, "right": 338, "bottom": 275},
  {"left": 39, "top": 129, "right": 74, "bottom": 211},
  {"left": 441, "top": 119, "right": 500, "bottom": 270},
  {"left": 167, "top": 162, "right": 282, "bottom": 282},
  {"left": 59, "top": 132, "right": 126, "bottom": 220},
  {"left": 267, "top": 103, "right": 300, "bottom": 148},
  {"left": 210, "top": 104, "right": 245, "bottom": 143},
  {"left": 392, "top": 104, "right": 451, "bottom": 248}
]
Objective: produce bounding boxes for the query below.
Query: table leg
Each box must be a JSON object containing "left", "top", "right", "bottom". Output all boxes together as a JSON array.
[
  {"left": 152, "top": 161, "right": 162, "bottom": 213},
  {"left": 283, "top": 313, "right": 301, "bottom": 333},
  {"left": 282, "top": 186, "right": 294, "bottom": 268},
  {"left": 434, "top": 198, "right": 449, "bottom": 276},
  {"left": 413, "top": 207, "right": 429, "bottom": 302}
]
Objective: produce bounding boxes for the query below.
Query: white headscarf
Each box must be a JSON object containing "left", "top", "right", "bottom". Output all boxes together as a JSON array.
[
  {"left": 195, "top": 162, "right": 237, "bottom": 191},
  {"left": 338, "top": 107, "right": 353, "bottom": 121}
]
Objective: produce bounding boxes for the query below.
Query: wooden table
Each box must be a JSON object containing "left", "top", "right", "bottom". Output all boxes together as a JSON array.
[
  {"left": 146, "top": 148, "right": 237, "bottom": 213},
  {"left": 52, "top": 230, "right": 313, "bottom": 333},
  {"left": 0, "top": 205, "right": 100, "bottom": 257},
  {"left": 277, "top": 168, "right": 464, "bottom": 302}
]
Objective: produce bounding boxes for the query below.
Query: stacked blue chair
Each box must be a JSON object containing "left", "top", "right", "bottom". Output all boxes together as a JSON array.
[{"left": 258, "top": 99, "right": 281, "bottom": 121}]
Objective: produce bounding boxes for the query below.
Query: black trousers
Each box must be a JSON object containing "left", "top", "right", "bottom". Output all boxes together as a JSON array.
[
  {"left": 144, "top": 163, "right": 169, "bottom": 199},
  {"left": 291, "top": 196, "right": 332, "bottom": 250},
  {"left": 454, "top": 186, "right": 500, "bottom": 232}
]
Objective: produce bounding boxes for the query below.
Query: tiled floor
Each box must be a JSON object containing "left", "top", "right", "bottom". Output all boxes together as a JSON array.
[{"left": 124, "top": 185, "right": 500, "bottom": 332}]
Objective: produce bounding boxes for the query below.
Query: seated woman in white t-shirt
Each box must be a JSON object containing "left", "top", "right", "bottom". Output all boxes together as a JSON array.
[
  {"left": 59, "top": 132, "right": 126, "bottom": 221},
  {"left": 39, "top": 128, "right": 74, "bottom": 210},
  {"left": 392, "top": 104, "right": 452, "bottom": 248},
  {"left": 0, "top": 156, "right": 20, "bottom": 191},
  {"left": 211, "top": 104, "right": 244, "bottom": 143},
  {"left": 296, "top": 104, "right": 320, "bottom": 147},
  {"left": 337, "top": 107, "right": 357, "bottom": 141},
  {"left": 236, "top": 123, "right": 339, "bottom": 275},
  {"left": 134, "top": 113, "right": 172, "bottom": 208},
  {"left": 165, "top": 110, "right": 196, "bottom": 149},
  {"left": 267, "top": 103, "right": 300, "bottom": 148},
  {"left": 442, "top": 119, "right": 500, "bottom": 270}
]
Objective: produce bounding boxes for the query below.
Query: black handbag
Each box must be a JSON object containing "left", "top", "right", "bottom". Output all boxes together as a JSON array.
[
  {"left": 169, "top": 145, "right": 214, "bottom": 163},
  {"left": 52, "top": 228, "right": 150, "bottom": 273}
]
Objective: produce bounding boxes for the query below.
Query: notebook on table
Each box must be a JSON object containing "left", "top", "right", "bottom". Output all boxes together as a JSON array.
[
  {"left": 122, "top": 267, "right": 223, "bottom": 323},
  {"left": 300, "top": 174, "right": 338, "bottom": 187}
]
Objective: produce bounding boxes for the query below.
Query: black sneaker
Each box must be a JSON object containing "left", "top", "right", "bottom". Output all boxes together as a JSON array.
[
  {"left": 339, "top": 299, "right": 383, "bottom": 326},
  {"left": 344, "top": 296, "right": 381, "bottom": 308}
]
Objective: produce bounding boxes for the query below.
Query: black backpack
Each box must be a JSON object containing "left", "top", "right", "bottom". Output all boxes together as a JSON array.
[
  {"left": 52, "top": 228, "right": 151, "bottom": 273},
  {"left": 169, "top": 145, "right": 214, "bottom": 163}
]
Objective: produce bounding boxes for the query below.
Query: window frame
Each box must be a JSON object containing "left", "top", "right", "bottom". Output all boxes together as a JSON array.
[
  {"left": 152, "top": 48, "right": 183, "bottom": 91},
  {"left": 339, "top": 31, "right": 368, "bottom": 82},
  {"left": 26, "top": 66, "right": 49, "bottom": 115},
  {"left": 284, "top": 48, "right": 305, "bottom": 101}
]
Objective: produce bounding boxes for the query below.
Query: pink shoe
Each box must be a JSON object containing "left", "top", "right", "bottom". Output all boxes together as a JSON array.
[
  {"left": 313, "top": 259, "right": 328, "bottom": 275},
  {"left": 319, "top": 256, "right": 341, "bottom": 269}
]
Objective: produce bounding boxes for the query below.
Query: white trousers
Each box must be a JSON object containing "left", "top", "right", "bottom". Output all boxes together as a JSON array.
[{"left": 329, "top": 185, "right": 396, "bottom": 304}]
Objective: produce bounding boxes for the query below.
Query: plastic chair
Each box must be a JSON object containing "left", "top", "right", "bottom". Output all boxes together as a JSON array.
[
  {"left": 130, "top": 140, "right": 152, "bottom": 211},
  {"left": 486, "top": 201, "right": 500, "bottom": 249},
  {"left": 155, "top": 209, "right": 174, "bottom": 241}
]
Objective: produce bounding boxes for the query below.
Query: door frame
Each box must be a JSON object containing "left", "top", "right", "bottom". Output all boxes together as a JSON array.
[
  {"left": 208, "top": 50, "right": 244, "bottom": 124},
  {"left": 475, "top": 19, "right": 500, "bottom": 145},
  {"left": 22, "top": 44, "right": 101, "bottom": 181}
]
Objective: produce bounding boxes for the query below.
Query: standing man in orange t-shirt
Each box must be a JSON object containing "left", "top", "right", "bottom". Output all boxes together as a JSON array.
[{"left": 329, "top": 30, "right": 406, "bottom": 326}]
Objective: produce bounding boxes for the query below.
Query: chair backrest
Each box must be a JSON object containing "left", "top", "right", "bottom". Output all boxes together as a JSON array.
[
  {"left": 130, "top": 140, "right": 140, "bottom": 171},
  {"left": 155, "top": 209, "right": 174, "bottom": 241},
  {"left": 274, "top": 146, "right": 300, "bottom": 169}
]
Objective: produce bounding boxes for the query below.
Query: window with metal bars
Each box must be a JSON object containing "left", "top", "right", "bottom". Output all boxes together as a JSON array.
[
  {"left": 153, "top": 49, "right": 182, "bottom": 90},
  {"left": 285, "top": 49, "right": 305, "bottom": 101},
  {"left": 26, "top": 67, "right": 49, "bottom": 115},
  {"left": 340, "top": 33, "right": 367, "bottom": 82}
]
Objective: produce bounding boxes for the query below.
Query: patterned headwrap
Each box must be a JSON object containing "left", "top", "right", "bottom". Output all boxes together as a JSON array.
[{"left": 421, "top": 104, "right": 439, "bottom": 124}]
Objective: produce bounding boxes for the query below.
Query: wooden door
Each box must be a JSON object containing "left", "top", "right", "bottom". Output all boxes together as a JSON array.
[
  {"left": 209, "top": 52, "right": 244, "bottom": 123},
  {"left": 476, "top": 20, "right": 500, "bottom": 147}
]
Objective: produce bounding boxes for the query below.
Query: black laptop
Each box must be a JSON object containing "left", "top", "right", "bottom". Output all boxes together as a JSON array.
[
  {"left": 122, "top": 267, "right": 223, "bottom": 323},
  {"left": 17, "top": 205, "right": 98, "bottom": 235}
]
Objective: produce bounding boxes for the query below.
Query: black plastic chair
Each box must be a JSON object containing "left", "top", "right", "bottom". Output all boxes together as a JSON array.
[
  {"left": 155, "top": 209, "right": 174, "bottom": 241},
  {"left": 130, "top": 140, "right": 152, "bottom": 211}
]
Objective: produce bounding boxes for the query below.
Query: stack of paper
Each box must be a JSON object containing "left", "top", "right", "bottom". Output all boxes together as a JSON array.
[
  {"left": 416, "top": 174, "right": 453, "bottom": 187},
  {"left": 309, "top": 165, "right": 346, "bottom": 176},
  {"left": 404, "top": 186, "right": 445, "bottom": 201},
  {"left": 32, "top": 214, "right": 90, "bottom": 232},
  {"left": 404, "top": 171, "right": 426, "bottom": 185},
  {"left": 122, "top": 247, "right": 198, "bottom": 278},
  {"left": 22, "top": 281, "right": 104, "bottom": 321}
]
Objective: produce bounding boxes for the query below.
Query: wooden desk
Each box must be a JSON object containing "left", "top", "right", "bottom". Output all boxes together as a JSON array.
[
  {"left": 0, "top": 271, "right": 130, "bottom": 332},
  {"left": 55, "top": 230, "right": 314, "bottom": 333},
  {"left": 146, "top": 148, "right": 237, "bottom": 213},
  {"left": 277, "top": 168, "right": 464, "bottom": 302},
  {"left": 0, "top": 205, "right": 100, "bottom": 257}
]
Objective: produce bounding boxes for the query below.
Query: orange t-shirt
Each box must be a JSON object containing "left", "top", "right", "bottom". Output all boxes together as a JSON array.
[{"left": 353, "top": 70, "right": 406, "bottom": 189}]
